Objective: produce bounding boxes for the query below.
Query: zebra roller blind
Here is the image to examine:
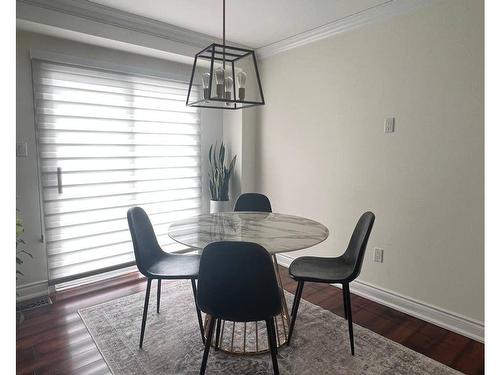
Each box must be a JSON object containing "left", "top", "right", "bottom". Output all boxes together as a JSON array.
[{"left": 32, "top": 59, "right": 201, "bottom": 284}]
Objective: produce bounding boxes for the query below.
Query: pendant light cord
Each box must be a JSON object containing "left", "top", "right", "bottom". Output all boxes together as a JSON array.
[{"left": 222, "top": 0, "right": 226, "bottom": 70}]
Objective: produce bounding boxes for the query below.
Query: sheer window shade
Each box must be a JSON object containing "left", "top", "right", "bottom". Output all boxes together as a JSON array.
[{"left": 32, "top": 60, "right": 202, "bottom": 285}]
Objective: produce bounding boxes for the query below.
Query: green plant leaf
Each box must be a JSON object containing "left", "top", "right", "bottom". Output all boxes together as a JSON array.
[
  {"left": 228, "top": 155, "right": 237, "bottom": 175},
  {"left": 21, "top": 250, "right": 33, "bottom": 258},
  {"left": 219, "top": 143, "right": 225, "bottom": 167},
  {"left": 213, "top": 141, "right": 218, "bottom": 169}
]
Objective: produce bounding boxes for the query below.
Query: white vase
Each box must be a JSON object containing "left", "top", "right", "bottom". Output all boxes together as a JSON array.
[{"left": 210, "top": 200, "right": 230, "bottom": 213}]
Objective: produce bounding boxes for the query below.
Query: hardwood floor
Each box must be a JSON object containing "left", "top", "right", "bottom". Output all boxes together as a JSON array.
[{"left": 17, "top": 267, "right": 484, "bottom": 374}]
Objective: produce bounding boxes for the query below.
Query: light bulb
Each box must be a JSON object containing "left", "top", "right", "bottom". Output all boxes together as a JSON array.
[
  {"left": 237, "top": 71, "right": 247, "bottom": 101},
  {"left": 237, "top": 71, "right": 247, "bottom": 88},
  {"left": 214, "top": 67, "right": 224, "bottom": 99},
  {"left": 201, "top": 72, "right": 211, "bottom": 100},
  {"left": 224, "top": 76, "right": 233, "bottom": 100},
  {"left": 214, "top": 67, "right": 224, "bottom": 83}
]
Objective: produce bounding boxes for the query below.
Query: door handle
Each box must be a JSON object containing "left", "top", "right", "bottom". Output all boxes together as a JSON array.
[{"left": 57, "top": 167, "right": 63, "bottom": 194}]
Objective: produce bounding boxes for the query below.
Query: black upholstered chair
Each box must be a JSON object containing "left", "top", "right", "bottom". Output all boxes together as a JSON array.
[
  {"left": 234, "top": 193, "right": 272, "bottom": 212},
  {"left": 197, "top": 241, "right": 282, "bottom": 375},
  {"left": 127, "top": 207, "right": 205, "bottom": 348},
  {"left": 287, "top": 212, "right": 375, "bottom": 355}
]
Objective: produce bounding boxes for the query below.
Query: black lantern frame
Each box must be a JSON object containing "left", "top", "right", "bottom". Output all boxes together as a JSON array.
[{"left": 185, "top": 43, "right": 265, "bottom": 110}]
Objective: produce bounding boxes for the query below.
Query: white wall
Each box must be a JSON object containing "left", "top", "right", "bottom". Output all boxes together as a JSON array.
[
  {"left": 241, "top": 109, "right": 258, "bottom": 193},
  {"left": 221, "top": 108, "right": 259, "bottom": 207},
  {"left": 16, "top": 30, "right": 222, "bottom": 299},
  {"left": 255, "top": 0, "right": 483, "bottom": 324},
  {"left": 222, "top": 111, "right": 243, "bottom": 208}
]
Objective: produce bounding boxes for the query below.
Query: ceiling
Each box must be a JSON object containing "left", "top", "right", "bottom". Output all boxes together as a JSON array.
[{"left": 88, "top": 0, "right": 390, "bottom": 48}]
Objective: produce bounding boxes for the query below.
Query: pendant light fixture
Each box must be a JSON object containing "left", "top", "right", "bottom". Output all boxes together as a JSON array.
[{"left": 186, "top": 0, "right": 265, "bottom": 109}]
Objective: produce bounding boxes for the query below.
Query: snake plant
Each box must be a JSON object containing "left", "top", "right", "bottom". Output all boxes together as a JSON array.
[
  {"left": 16, "top": 210, "right": 32, "bottom": 281},
  {"left": 208, "top": 142, "right": 236, "bottom": 201}
]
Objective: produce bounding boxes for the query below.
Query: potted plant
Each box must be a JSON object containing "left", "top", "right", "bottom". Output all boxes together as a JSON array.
[
  {"left": 17, "top": 210, "right": 32, "bottom": 324},
  {"left": 208, "top": 142, "right": 236, "bottom": 213}
]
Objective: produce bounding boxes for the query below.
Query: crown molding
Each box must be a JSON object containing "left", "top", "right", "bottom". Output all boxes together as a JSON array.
[
  {"left": 256, "top": 0, "right": 443, "bottom": 59},
  {"left": 18, "top": 0, "right": 442, "bottom": 61},
  {"left": 17, "top": 0, "right": 244, "bottom": 53}
]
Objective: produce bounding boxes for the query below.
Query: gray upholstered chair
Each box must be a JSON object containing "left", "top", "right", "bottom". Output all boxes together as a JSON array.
[
  {"left": 234, "top": 193, "right": 272, "bottom": 212},
  {"left": 287, "top": 212, "right": 375, "bottom": 355},
  {"left": 127, "top": 206, "right": 205, "bottom": 348},
  {"left": 197, "top": 241, "right": 282, "bottom": 374}
]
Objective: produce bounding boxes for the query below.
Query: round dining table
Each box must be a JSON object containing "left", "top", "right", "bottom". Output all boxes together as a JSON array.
[{"left": 168, "top": 211, "right": 329, "bottom": 355}]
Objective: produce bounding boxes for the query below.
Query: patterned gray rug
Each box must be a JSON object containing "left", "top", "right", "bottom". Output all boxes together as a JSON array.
[{"left": 79, "top": 280, "right": 461, "bottom": 374}]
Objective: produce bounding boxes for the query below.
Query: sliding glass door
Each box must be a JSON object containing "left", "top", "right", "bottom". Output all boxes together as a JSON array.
[{"left": 31, "top": 60, "right": 201, "bottom": 285}]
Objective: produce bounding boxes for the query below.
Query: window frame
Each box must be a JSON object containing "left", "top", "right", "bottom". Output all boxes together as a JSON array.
[{"left": 29, "top": 50, "right": 220, "bottom": 287}]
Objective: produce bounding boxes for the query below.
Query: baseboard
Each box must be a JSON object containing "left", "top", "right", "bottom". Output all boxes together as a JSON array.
[
  {"left": 275, "top": 254, "right": 484, "bottom": 343},
  {"left": 16, "top": 280, "right": 49, "bottom": 302}
]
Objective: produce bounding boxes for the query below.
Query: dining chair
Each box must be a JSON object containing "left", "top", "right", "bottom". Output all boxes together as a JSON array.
[
  {"left": 127, "top": 206, "right": 205, "bottom": 348},
  {"left": 234, "top": 193, "right": 272, "bottom": 212},
  {"left": 197, "top": 241, "right": 282, "bottom": 375},
  {"left": 287, "top": 211, "right": 375, "bottom": 355},
  {"left": 211, "top": 193, "right": 272, "bottom": 355}
]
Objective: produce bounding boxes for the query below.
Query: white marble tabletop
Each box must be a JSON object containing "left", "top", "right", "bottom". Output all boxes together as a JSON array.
[{"left": 168, "top": 212, "right": 329, "bottom": 254}]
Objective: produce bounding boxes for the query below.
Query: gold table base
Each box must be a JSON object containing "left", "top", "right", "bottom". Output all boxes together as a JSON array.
[{"left": 203, "top": 255, "right": 290, "bottom": 355}]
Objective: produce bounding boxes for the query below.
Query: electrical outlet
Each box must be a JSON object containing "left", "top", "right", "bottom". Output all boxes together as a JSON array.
[
  {"left": 384, "top": 117, "right": 395, "bottom": 133},
  {"left": 373, "top": 247, "right": 384, "bottom": 263}
]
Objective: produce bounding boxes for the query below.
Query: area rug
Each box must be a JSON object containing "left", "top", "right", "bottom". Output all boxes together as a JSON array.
[{"left": 78, "top": 280, "right": 461, "bottom": 374}]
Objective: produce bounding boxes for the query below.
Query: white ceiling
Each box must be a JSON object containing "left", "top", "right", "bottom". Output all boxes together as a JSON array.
[{"left": 88, "top": 0, "right": 390, "bottom": 48}]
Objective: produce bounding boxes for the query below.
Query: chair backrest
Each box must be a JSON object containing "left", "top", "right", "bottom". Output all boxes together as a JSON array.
[
  {"left": 127, "top": 206, "right": 165, "bottom": 277},
  {"left": 234, "top": 193, "right": 272, "bottom": 212},
  {"left": 197, "top": 241, "right": 282, "bottom": 322},
  {"left": 342, "top": 211, "right": 375, "bottom": 281}
]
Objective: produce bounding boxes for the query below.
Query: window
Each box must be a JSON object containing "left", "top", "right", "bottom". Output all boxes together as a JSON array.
[{"left": 31, "top": 59, "right": 201, "bottom": 285}]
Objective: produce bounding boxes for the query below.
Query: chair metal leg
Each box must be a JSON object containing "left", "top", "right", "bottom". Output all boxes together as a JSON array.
[
  {"left": 214, "top": 318, "right": 221, "bottom": 350},
  {"left": 344, "top": 283, "right": 355, "bottom": 355},
  {"left": 266, "top": 318, "right": 280, "bottom": 375},
  {"left": 287, "top": 280, "right": 304, "bottom": 345},
  {"left": 342, "top": 284, "right": 348, "bottom": 319},
  {"left": 290, "top": 282, "right": 299, "bottom": 319},
  {"left": 139, "top": 278, "right": 152, "bottom": 348},
  {"left": 200, "top": 317, "right": 216, "bottom": 375},
  {"left": 191, "top": 279, "right": 205, "bottom": 344},
  {"left": 157, "top": 279, "right": 161, "bottom": 313}
]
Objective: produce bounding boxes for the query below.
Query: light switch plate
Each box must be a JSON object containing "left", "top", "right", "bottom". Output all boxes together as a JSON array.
[
  {"left": 16, "top": 142, "right": 28, "bottom": 157},
  {"left": 384, "top": 117, "right": 395, "bottom": 133},
  {"left": 373, "top": 247, "right": 384, "bottom": 263}
]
